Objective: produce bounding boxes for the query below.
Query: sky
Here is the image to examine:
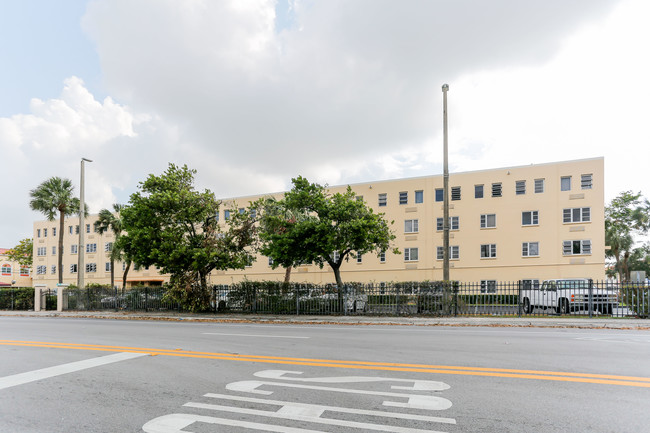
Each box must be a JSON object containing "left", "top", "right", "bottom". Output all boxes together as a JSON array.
[{"left": 1, "top": 0, "right": 649, "bottom": 248}]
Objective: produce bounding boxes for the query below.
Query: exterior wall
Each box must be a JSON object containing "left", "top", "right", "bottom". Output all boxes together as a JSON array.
[
  {"left": 32, "top": 215, "right": 170, "bottom": 288},
  {"left": 214, "top": 157, "right": 606, "bottom": 285},
  {"left": 30, "top": 157, "right": 606, "bottom": 287},
  {"left": 0, "top": 249, "right": 32, "bottom": 287}
]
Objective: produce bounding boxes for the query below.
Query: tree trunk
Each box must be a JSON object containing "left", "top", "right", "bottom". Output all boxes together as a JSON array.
[
  {"left": 122, "top": 261, "right": 131, "bottom": 292},
  {"left": 58, "top": 210, "right": 65, "bottom": 284},
  {"left": 332, "top": 264, "right": 344, "bottom": 312},
  {"left": 284, "top": 266, "right": 292, "bottom": 283},
  {"left": 110, "top": 258, "right": 115, "bottom": 289}
]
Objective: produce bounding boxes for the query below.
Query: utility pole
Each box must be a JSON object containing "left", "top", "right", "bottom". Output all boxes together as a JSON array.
[
  {"left": 78, "top": 157, "right": 92, "bottom": 289},
  {"left": 442, "top": 84, "right": 450, "bottom": 282}
]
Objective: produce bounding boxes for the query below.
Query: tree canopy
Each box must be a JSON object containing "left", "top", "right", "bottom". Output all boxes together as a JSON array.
[
  {"left": 259, "top": 176, "right": 398, "bottom": 286},
  {"left": 121, "top": 164, "right": 256, "bottom": 310},
  {"left": 605, "top": 191, "right": 650, "bottom": 282},
  {"left": 94, "top": 204, "right": 129, "bottom": 289},
  {"left": 4, "top": 238, "right": 33, "bottom": 268}
]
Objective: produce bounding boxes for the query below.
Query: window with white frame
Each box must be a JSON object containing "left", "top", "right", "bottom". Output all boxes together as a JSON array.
[
  {"left": 561, "top": 176, "right": 571, "bottom": 191},
  {"left": 105, "top": 242, "right": 113, "bottom": 252},
  {"left": 70, "top": 264, "right": 78, "bottom": 273},
  {"left": 480, "top": 244, "right": 497, "bottom": 258},
  {"left": 356, "top": 254, "right": 362, "bottom": 264},
  {"left": 36, "top": 265, "right": 46, "bottom": 275},
  {"left": 50, "top": 265, "right": 56, "bottom": 274},
  {"left": 399, "top": 192, "right": 408, "bottom": 205},
  {"left": 2, "top": 264, "right": 12, "bottom": 275},
  {"left": 404, "top": 219, "right": 419, "bottom": 233},
  {"left": 86, "top": 243, "right": 97, "bottom": 253},
  {"left": 521, "top": 279, "right": 540, "bottom": 290},
  {"left": 37, "top": 247, "right": 46, "bottom": 256},
  {"left": 267, "top": 257, "right": 273, "bottom": 266},
  {"left": 86, "top": 263, "right": 97, "bottom": 273},
  {"left": 404, "top": 247, "right": 419, "bottom": 261},
  {"left": 563, "top": 207, "right": 590, "bottom": 223},
  {"left": 581, "top": 174, "right": 592, "bottom": 189},
  {"left": 563, "top": 240, "right": 591, "bottom": 255},
  {"left": 415, "top": 190, "right": 423, "bottom": 203},
  {"left": 436, "top": 246, "right": 459, "bottom": 260},
  {"left": 380, "top": 251, "right": 386, "bottom": 263},
  {"left": 105, "top": 262, "right": 112, "bottom": 272},
  {"left": 534, "top": 179, "right": 545, "bottom": 193},
  {"left": 71, "top": 244, "right": 78, "bottom": 254},
  {"left": 492, "top": 183, "right": 502, "bottom": 197},
  {"left": 480, "top": 214, "right": 496, "bottom": 228},
  {"left": 378, "top": 193, "right": 387, "bottom": 207},
  {"left": 481, "top": 280, "right": 497, "bottom": 293},
  {"left": 522, "top": 211, "right": 539, "bottom": 226},
  {"left": 451, "top": 186, "right": 461, "bottom": 201},
  {"left": 522, "top": 242, "right": 539, "bottom": 257},
  {"left": 436, "top": 217, "right": 459, "bottom": 231},
  {"left": 21, "top": 267, "right": 30, "bottom": 276},
  {"left": 43, "top": 228, "right": 48, "bottom": 237},
  {"left": 515, "top": 180, "right": 526, "bottom": 195}
]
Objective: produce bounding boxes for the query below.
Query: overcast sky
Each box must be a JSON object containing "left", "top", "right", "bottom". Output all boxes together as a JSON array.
[{"left": 1, "top": 0, "right": 649, "bottom": 248}]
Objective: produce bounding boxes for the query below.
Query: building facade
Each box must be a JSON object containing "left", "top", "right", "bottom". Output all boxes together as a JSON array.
[
  {"left": 0, "top": 248, "right": 32, "bottom": 287},
  {"left": 32, "top": 157, "right": 605, "bottom": 288}
]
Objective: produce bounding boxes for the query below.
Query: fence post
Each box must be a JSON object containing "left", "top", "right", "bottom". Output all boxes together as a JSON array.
[
  {"left": 114, "top": 286, "right": 118, "bottom": 312},
  {"left": 145, "top": 286, "right": 149, "bottom": 312},
  {"left": 453, "top": 282, "right": 458, "bottom": 317},
  {"left": 295, "top": 285, "right": 299, "bottom": 316},
  {"left": 517, "top": 281, "right": 522, "bottom": 318},
  {"left": 11, "top": 288, "right": 15, "bottom": 311},
  {"left": 588, "top": 282, "right": 593, "bottom": 318}
]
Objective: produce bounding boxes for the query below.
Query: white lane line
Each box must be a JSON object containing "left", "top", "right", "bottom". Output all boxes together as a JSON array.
[
  {"left": 143, "top": 413, "right": 329, "bottom": 433},
  {"left": 202, "top": 332, "right": 309, "bottom": 339},
  {"left": 0, "top": 352, "right": 147, "bottom": 390}
]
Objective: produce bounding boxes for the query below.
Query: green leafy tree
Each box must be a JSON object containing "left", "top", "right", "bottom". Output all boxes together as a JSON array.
[
  {"left": 605, "top": 191, "right": 650, "bottom": 282},
  {"left": 5, "top": 238, "right": 33, "bottom": 269},
  {"left": 29, "top": 177, "right": 84, "bottom": 284},
  {"left": 94, "top": 204, "right": 133, "bottom": 290},
  {"left": 121, "top": 164, "right": 256, "bottom": 311},
  {"left": 267, "top": 176, "right": 398, "bottom": 287}
]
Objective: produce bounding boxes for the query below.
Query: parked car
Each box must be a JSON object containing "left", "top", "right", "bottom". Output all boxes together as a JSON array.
[{"left": 521, "top": 279, "right": 618, "bottom": 314}]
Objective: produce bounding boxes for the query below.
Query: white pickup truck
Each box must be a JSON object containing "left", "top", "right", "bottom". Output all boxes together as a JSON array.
[{"left": 521, "top": 279, "right": 618, "bottom": 315}]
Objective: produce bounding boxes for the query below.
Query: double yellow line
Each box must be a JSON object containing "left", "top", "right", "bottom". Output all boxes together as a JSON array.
[{"left": 2, "top": 339, "right": 649, "bottom": 388}]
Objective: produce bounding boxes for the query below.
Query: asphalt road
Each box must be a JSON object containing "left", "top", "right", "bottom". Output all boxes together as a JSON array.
[{"left": 1, "top": 317, "right": 649, "bottom": 432}]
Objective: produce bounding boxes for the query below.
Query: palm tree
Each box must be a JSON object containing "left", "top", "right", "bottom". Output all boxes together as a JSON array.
[
  {"left": 94, "top": 204, "right": 131, "bottom": 290},
  {"left": 29, "top": 177, "right": 81, "bottom": 284}
]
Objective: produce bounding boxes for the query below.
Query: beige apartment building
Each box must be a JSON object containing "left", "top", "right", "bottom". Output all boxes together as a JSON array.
[
  {"left": 32, "top": 157, "right": 605, "bottom": 288},
  {"left": 0, "top": 248, "right": 32, "bottom": 287}
]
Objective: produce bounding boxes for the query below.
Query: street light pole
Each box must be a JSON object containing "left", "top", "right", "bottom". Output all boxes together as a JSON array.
[
  {"left": 442, "top": 84, "right": 450, "bottom": 282},
  {"left": 78, "top": 157, "right": 92, "bottom": 289}
]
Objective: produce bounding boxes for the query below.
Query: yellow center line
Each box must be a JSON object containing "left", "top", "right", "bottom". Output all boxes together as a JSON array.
[{"left": 1, "top": 339, "right": 649, "bottom": 388}]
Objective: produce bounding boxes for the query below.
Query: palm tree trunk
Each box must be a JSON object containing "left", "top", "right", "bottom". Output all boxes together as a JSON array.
[
  {"left": 122, "top": 261, "right": 131, "bottom": 291},
  {"left": 110, "top": 259, "right": 115, "bottom": 288},
  {"left": 58, "top": 210, "right": 65, "bottom": 284}
]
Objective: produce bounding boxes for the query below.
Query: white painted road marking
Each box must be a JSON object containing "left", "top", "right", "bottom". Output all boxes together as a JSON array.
[
  {"left": 254, "top": 369, "right": 451, "bottom": 391},
  {"left": 0, "top": 352, "right": 147, "bottom": 390},
  {"left": 226, "top": 380, "right": 452, "bottom": 410},
  {"left": 202, "top": 332, "right": 309, "bottom": 339},
  {"left": 142, "top": 413, "right": 329, "bottom": 433}
]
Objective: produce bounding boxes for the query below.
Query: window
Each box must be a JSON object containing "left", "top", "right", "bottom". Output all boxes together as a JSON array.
[
  {"left": 522, "top": 211, "right": 539, "bottom": 226},
  {"left": 415, "top": 190, "right": 423, "bottom": 203},
  {"left": 481, "top": 280, "right": 497, "bottom": 293},
  {"left": 70, "top": 264, "right": 78, "bottom": 274},
  {"left": 404, "top": 219, "right": 419, "bottom": 233},
  {"left": 123, "top": 263, "right": 126, "bottom": 271},
  {"left": 581, "top": 174, "right": 592, "bottom": 189},
  {"left": 380, "top": 251, "right": 386, "bottom": 263},
  {"left": 561, "top": 176, "right": 571, "bottom": 191},
  {"left": 492, "top": 183, "right": 502, "bottom": 197},
  {"left": 480, "top": 214, "right": 496, "bottom": 228},
  {"left": 69, "top": 225, "right": 73, "bottom": 235},
  {"left": 36, "top": 265, "right": 46, "bottom": 275},
  {"left": 563, "top": 207, "right": 591, "bottom": 223},
  {"left": 516, "top": 180, "right": 526, "bottom": 195},
  {"left": 331, "top": 251, "right": 340, "bottom": 262},
  {"left": 378, "top": 193, "right": 387, "bottom": 207},
  {"left": 480, "top": 244, "right": 497, "bottom": 258},
  {"left": 404, "top": 247, "right": 419, "bottom": 261},
  {"left": 52, "top": 227, "right": 56, "bottom": 237},
  {"left": 451, "top": 186, "right": 461, "bottom": 201},
  {"left": 50, "top": 265, "right": 56, "bottom": 275},
  {"left": 86, "top": 243, "right": 97, "bottom": 253},
  {"left": 43, "top": 228, "right": 48, "bottom": 237},
  {"left": 522, "top": 242, "right": 539, "bottom": 257},
  {"left": 399, "top": 192, "right": 408, "bottom": 205},
  {"left": 356, "top": 254, "right": 362, "bottom": 264},
  {"left": 250, "top": 208, "right": 257, "bottom": 220},
  {"left": 239, "top": 208, "right": 245, "bottom": 215},
  {"left": 86, "top": 224, "right": 91, "bottom": 233},
  {"left": 435, "top": 189, "right": 443, "bottom": 202},
  {"left": 37, "top": 229, "right": 41, "bottom": 238},
  {"left": 71, "top": 244, "right": 78, "bottom": 254},
  {"left": 563, "top": 240, "right": 591, "bottom": 255},
  {"left": 133, "top": 264, "right": 141, "bottom": 271},
  {"left": 215, "top": 211, "right": 220, "bottom": 222},
  {"left": 105, "top": 262, "right": 112, "bottom": 272},
  {"left": 436, "top": 246, "right": 459, "bottom": 260},
  {"left": 268, "top": 257, "right": 274, "bottom": 266},
  {"left": 52, "top": 246, "right": 56, "bottom": 255},
  {"left": 2, "top": 264, "right": 11, "bottom": 275},
  {"left": 86, "top": 263, "right": 97, "bottom": 273},
  {"left": 224, "top": 210, "right": 230, "bottom": 220},
  {"left": 534, "top": 179, "right": 545, "bottom": 193},
  {"left": 20, "top": 267, "right": 30, "bottom": 276},
  {"left": 436, "top": 217, "right": 459, "bottom": 231},
  {"left": 37, "top": 247, "right": 47, "bottom": 256},
  {"left": 105, "top": 242, "right": 113, "bottom": 252},
  {"left": 475, "top": 185, "right": 484, "bottom": 199},
  {"left": 75, "top": 225, "right": 79, "bottom": 234},
  {"left": 521, "top": 279, "right": 540, "bottom": 290}
]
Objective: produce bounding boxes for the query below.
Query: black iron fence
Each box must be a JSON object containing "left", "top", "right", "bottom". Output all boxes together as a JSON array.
[
  {"left": 56, "top": 281, "right": 650, "bottom": 318},
  {"left": 0, "top": 287, "right": 35, "bottom": 310}
]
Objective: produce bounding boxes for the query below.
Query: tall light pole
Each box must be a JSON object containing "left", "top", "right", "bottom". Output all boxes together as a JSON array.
[
  {"left": 442, "top": 84, "right": 450, "bottom": 282},
  {"left": 78, "top": 157, "right": 92, "bottom": 289}
]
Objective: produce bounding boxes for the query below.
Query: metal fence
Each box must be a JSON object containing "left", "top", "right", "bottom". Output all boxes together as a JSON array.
[
  {"left": 0, "top": 287, "right": 35, "bottom": 310},
  {"left": 57, "top": 281, "right": 650, "bottom": 318}
]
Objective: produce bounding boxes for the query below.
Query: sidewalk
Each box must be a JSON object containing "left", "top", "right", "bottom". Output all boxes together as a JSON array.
[{"left": 1, "top": 309, "right": 649, "bottom": 330}]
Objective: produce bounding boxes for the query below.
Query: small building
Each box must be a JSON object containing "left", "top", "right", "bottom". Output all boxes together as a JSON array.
[{"left": 0, "top": 248, "right": 32, "bottom": 287}]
